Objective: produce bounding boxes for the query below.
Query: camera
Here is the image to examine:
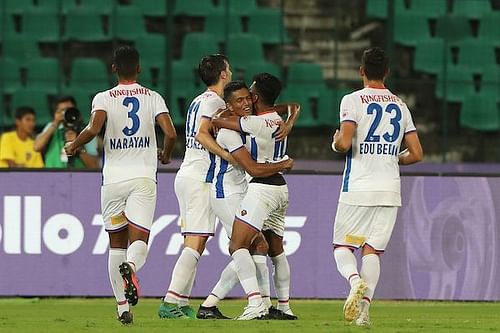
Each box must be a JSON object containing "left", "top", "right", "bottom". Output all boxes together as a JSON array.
[{"left": 63, "top": 107, "right": 83, "bottom": 133}]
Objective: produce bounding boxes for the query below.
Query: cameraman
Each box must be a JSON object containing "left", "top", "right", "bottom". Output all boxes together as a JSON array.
[{"left": 34, "top": 95, "right": 99, "bottom": 168}]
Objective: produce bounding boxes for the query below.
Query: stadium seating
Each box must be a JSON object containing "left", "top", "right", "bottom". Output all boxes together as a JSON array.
[
  {"left": 243, "top": 61, "right": 282, "bottom": 84},
  {"left": 203, "top": 11, "right": 242, "bottom": 40},
  {"left": 180, "top": 32, "right": 220, "bottom": 68},
  {"left": 68, "top": 58, "right": 109, "bottom": 92},
  {"left": 393, "top": 13, "right": 430, "bottom": 46},
  {"left": 480, "top": 66, "right": 500, "bottom": 101},
  {"left": 280, "top": 86, "right": 318, "bottom": 127},
  {"left": 227, "top": 0, "right": 258, "bottom": 17},
  {"left": 287, "top": 62, "right": 327, "bottom": 97},
  {"left": 452, "top": 0, "right": 492, "bottom": 19},
  {"left": 459, "top": 93, "right": 499, "bottom": 131},
  {"left": 3, "top": 0, "right": 33, "bottom": 14},
  {"left": 365, "top": 0, "right": 407, "bottom": 19},
  {"left": 134, "top": 33, "right": 168, "bottom": 70},
  {"left": 109, "top": 6, "right": 147, "bottom": 41},
  {"left": 133, "top": 0, "right": 168, "bottom": 17},
  {"left": 64, "top": 8, "right": 109, "bottom": 42},
  {"left": 2, "top": 35, "right": 41, "bottom": 62},
  {"left": 174, "top": 0, "right": 220, "bottom": 17},
  {"left": 10, "top": 89, "right": 52, "bottom": 126},
  {"left": 456, "top": 39, "right": 497, "bottom": 73},
  {"left": 60, "top": 87, "right": 93, "bottom": 122},
  {"left": 248, "top": 8, "right": 290, "bottom": 44},
  {"left": 435, "top": 15, "right": 472, "bottom": 45},
  {"left": 21, "top": 8, "right": 61, "bottom": 43},
  {"left": 409, "top": 0, "right": 447, "bottom": 18},
  {"left": 413, "top": 38, "right": 453, "bottom": 75},
  {"left": 226, "top": 33, "right": 265, "bottom": 69},
  {"left": 25, "top": 57, "right": 61, "bottom": 94},
  {"left": 435, "top": 66, "right": 475, "bottom": 102},
  {"left": 0, "top": 58, "right": 22, "bottom": 94},
  {"left": 0, "top": 12, "right": 17, "bottom": 37},
  {"left": 478, "top": 12, "right": 500, "bottom": 46}
]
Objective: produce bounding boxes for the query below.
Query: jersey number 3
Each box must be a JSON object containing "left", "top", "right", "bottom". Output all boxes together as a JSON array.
[
  {"left": 122, "top": 96, "right": 140, "bottom": 136},
  {"left": 364, "top": 102, "right": 401, "bottom": 143}
]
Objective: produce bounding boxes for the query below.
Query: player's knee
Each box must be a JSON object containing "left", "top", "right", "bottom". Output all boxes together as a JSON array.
[{"left": 251, "top": 237, "right": 269, "bottom": 256}]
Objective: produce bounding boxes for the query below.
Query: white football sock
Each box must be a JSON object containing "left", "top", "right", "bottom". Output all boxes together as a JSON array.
[
  {"left": 178, "top": 267, "right": 196, "bottom": 307},
  {"left": 232, "top": 249, "right": 262, "bottom": 307},
  {"left": 270, "top": 252, "right": 291, "bottom": 311},
  {"left": 127, "top": 240, "right": 148, "bottom": 272},
  {"left": 360, "top": 254, "right": 380, "bottom": 304},
  {"left": 334, "top": 247, "right": 360, "bottom": 287},
  {"left": 253, "top": 255, "right": 271, "bottom": 308},
  {"left": 164, "top": 247, "right": 200, "bottom": 304},
  {"left": 202, "top": 261, "right": 239, "bottom": 307},
  {"left": 108, "top": 248, "right": 128, "bottom": 315}
]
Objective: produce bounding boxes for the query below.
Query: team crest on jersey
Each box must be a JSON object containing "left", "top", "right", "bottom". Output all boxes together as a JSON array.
[{"left": 241, "top": 210, "right": 247, "bottom": 216}]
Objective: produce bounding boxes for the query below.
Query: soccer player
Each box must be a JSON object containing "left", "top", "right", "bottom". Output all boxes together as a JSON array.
[
  {"left": 64, "top": 46, "right": 177, "bottom": 325},
  {"left": 331, "top": 47, "right": 423, "bottom": 326},
  {"left": 197, "top": 80, "right": 296, "bottom": 319},
  {"left": 159, "top": 54, "right": 236, "bottom": 319},
  {"left": 207, "top": 73, "right": 295, "bottom": 320}
]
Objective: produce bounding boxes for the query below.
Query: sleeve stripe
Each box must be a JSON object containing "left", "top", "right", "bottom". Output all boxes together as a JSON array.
[{"left": 229, "top": 145, "right": 245, "bottom": 153}]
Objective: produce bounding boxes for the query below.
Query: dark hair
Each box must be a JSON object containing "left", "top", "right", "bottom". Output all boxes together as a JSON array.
[
  {"left": 251, "top": 72, "right": 282, "bottom": 106},
  {"left": 198, "top": 54, "right": 229, "bottom": 86},
  {"left": 223, "top": 80, "right": 248, "bottom": 100},
  {"left": 55, "top": 95, "right": 77, "bottom": 107},
  {"left": 15, "top": 106, "right": 35, "bottom": 120},
  {"left": 361, "top": 47, "right": 389, "bottom": 81},
  {"left": 113, "top": 46, "right": 140, "bottom": 78}
]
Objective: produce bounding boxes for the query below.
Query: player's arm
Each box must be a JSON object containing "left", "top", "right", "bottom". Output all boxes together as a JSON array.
[
  {"left": 273, "top": 103, "right": 301, "bottom": 141},
  {"left": 156, "top": 112, "right": 177, "bottom": 164},
  {"left": 231, "top": 146, "right": 294, "bottom": 177},
  {"left": 211, "top": 115, "right": 242, "bottom": 132},
  {"left": 64, "top": 110, "right": 106, "bottom": 156},
  {"left": 195, "top": 117, "right": 235, "bottom": 163},
  {"left": 398, "top": 131, "right": 423, "bottom": 165},
  {"left": 331, "top": 121, "right": 356, "bottom": 153}
]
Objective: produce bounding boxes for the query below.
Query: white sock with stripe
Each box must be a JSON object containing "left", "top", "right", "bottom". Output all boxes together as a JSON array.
[
  {"left": 271, "top": 252, "right": 291, "bottom": 312},
  {"left": 127, "top": 240, "right": 148, "bottom": 272},
  {"left": 253, "top": 255, "right": 272, "bottom": 308},
  {"left": 202, "top": 261, "right": 239, "bottom": 307},
  {"left": 164, "top": 247, "right": 200, "bottom": 304},
  {"left": 334, "top": 247, "right": 361, "bottom": 287},
  {"left": 232, "top": 249, "right": 262, "bottom": 307},
  {"left": 360, "top": 254, "right": 380, "bottom": 309},
  {"left": 108, "top": 248, "right": 129, "bottom": 315}
]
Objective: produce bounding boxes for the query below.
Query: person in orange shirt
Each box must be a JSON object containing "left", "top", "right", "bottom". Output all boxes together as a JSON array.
[{"left": 0, "top": 106, "right": 44, "bottom": 168}]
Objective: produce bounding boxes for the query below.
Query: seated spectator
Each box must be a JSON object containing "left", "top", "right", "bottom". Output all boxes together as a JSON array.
[
  {"left": 34, "top": 95, "right": 99, "bottom": 168},
  {"left": 0, "top": 106, "right": 44, "bottom": 168}
]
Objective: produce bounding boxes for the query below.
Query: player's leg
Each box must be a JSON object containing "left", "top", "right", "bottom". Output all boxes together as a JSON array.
[
  {"left": 249, "top": 233, "right": 271, "bottom": 309},
  {"left": 356, "top": 206, "right": 398, "bottom": 326},
  {"left": 333, "top": 202, "right": 369, "bottom": 322}
]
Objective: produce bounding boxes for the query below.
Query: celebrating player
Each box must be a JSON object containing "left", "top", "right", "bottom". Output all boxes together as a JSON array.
[{"left": 331, "top": 47, "right": 423, "bottom": 326}]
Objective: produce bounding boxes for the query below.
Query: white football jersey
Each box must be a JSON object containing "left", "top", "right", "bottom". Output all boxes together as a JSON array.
[
  {"left": 212, "top": 129, "right": 248, "bottom": 198},
  {"left": 338, "top": 87, "right": 417, "bottom": 206},
  {"left": 239, "top": 111, "right": 288, "bottom": 164},
  {"left": 177, "top": 90, "right": 226, "bottom": 182},
  {"left": 92, "top": 83, "right": 169, "bottom": 185}
]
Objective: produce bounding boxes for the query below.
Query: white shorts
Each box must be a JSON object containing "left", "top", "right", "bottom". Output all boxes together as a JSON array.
[
  {"left": 210, "top": 192, "right": 245, "bottom": 237},
  {"left": 101, "top": 178, "right": 157, "bottom": 233},
  {"left": 235, "top": 183, "right": 288, "bottom": 233},
  {"left": 175, "top": 175, "right": 216, "bottom": 236},
  {"left": 333, "top": 202, "right": 398, "bottom": 252}
]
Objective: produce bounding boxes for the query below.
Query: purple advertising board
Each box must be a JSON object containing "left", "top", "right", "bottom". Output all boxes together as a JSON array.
[{"left": 0, "top": 172, "right": 499, "bottom": 300}]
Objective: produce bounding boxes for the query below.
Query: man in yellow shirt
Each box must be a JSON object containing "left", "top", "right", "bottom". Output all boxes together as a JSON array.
[{"left": 0, "top": 106, "right": 44, "bottom": 168}]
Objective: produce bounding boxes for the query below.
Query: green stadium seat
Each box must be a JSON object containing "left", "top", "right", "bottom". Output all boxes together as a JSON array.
[
  {"left": 135, "top": 33, "right": 168, "bottom": 70},
  {"left": 78, "top": 0, "right": 114, "bottom": 15},
  {"left": 226, "top": 33, "right": 265, "bottom": 69},
  {"left": 3, "top": 0, "right": 34, "bottom": 14},
  {"left": 435, "top": 15, "right": 472, "bottom": 45},
  {"left": 174, "top": 0, "right": 220, "bottom": 17},
  {"left": 180, "top": 32, "right": 220, "bottom": 68},
  {"left": 109, "top": 6, "right": 147, "bottom": 41},
  {"left": 132, "top": 0, "right": 167, "bottom": 17},
  {"left": 0, "top": 13, "right": 17, "bottom": 37},
  {"left": 456, "top": 38, "right": 497, "bottom": 73},
  {"left": 203, "top": 11, "right": 242, "bottom": 41},
  {"left": 2, "top": 35, "right": 41, "bottom": 61},
  {"left": 480, "top": 66, "right": 500, "bottom": 100},
  {"left": 248, "top": 8, "right": 291, "bottom": 44},
  {"left": 317, "top": 87, "right": 351, "bottom": 127},
  {"left": 460, "top": 93, "right": 499, "bottom": 131},
  {"left": 435, "top": 66, "right": 475, "bottom": 102},
  {"left": 243, "top": 61, "right": 282, "bottom": 85},
  {"left": 21, "top": 8, "right": 61, "bottom": 42},
  {"left": 366, "top": 0, "right": 407, "bottom": 19},
  {"left": 68, "top": 58, "right": 109, "bottom": 92},
  {"left": 11, "top": 89, "right": 52, "bottom": 126},
  {"left": 25, "top": 57, "right": 61, "bottom": 94},
  {"left": 0, "top": 58, "right": 22, "bottom": 94},
  {"left": 280, "top": 86, "right": 319, "bottom": 127},
  {"left": 226, "top": 0, "right": 258, "bottom": 17},
  {"left": 478, "top": 12, "right": 500, "bottom": 47},
  {"left": 452, "top": 0, "right": 491, "bottom": 20},
  {"left": 409, "top": 0, "right": 447, "bottom": 19},
  {"left": 413, "top": 38, "right": 453, "bottom": 75},
  {"left": 287, "top": 62, "right": 326, "bottom": 97},
  {"left": 394, "top": 13, "right": 430, "bottom": 46},
  {"left": 64, "top": 8, "right": 109, "bottom": 41}
]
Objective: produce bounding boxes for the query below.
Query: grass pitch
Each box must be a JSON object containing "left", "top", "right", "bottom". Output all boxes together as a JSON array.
[{"left": 0, "top": 298, "right": 498, "bottom": 333}]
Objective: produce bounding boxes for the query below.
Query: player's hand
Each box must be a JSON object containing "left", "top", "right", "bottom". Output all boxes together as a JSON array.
[
  {"left": 224, "top": 151, "right": 239, "bottom": 167},
  {"left": 158, "top": 149, "right": 171, "bottom": 165},
  {"left": 281, "top": 157, "right": 294, "bottom": 173},
  {"left": 274, "top": 120, "right": 291, "bottom": 141},
  {"left": 212, "top": 107, "right": 230, "bottom": 121},
  {"left": 64, "top": 141, "right": 77, "bottom": 156}
]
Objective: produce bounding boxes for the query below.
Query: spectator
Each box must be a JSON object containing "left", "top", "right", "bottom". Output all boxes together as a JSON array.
[
  {"left": 34, "top": 95, "right": 99, "bottom": 168},
  {"left": 0, "top": 106, "right": 44, "bottom": 168}
]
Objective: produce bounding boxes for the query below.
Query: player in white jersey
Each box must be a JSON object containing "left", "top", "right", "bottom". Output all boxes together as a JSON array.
[
  {"left": 64, "top": 46, "right": 177, "bottom": 325},
  {"left": 205, "top": 73, "right": 297, "bottom": 320},
  {"left": 331, "top": 47, "right": 423, "bottom": 326},
  {"left": 197, "top": 81, "right": 298, "bottom": 320},
  {"left": 159, "top": 54, "right": 236, "bottom": 319}
]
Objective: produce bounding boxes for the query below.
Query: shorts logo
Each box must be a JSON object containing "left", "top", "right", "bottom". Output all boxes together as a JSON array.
[
  {"left": 111, "top": 213, "right": 127, "bottom": 226},
  {"left": 241, "top": 210, "right": 247, "bottom": 216}
]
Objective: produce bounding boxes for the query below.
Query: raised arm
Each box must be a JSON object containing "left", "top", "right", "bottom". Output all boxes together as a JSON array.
[
  {"left": 398, "top": 131, "right": 423, "bottom": 165},
  {"left": 231, "top": 146, "right": 293, "bottom": 177},
  {"left": 195, "top": 117, "right": 235, "bottom": 163},
  {"left": 156, "top": 112, "right": 177, "bottom": 164},
  {"left": 273, "top": 103, "right": 301, "bottom": 141},
  {"left": 64, "top": 110, "right": 106, "bottom": 156},
  {"left": 331, "top": 121, "right": 356, "bottom": 153}
]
